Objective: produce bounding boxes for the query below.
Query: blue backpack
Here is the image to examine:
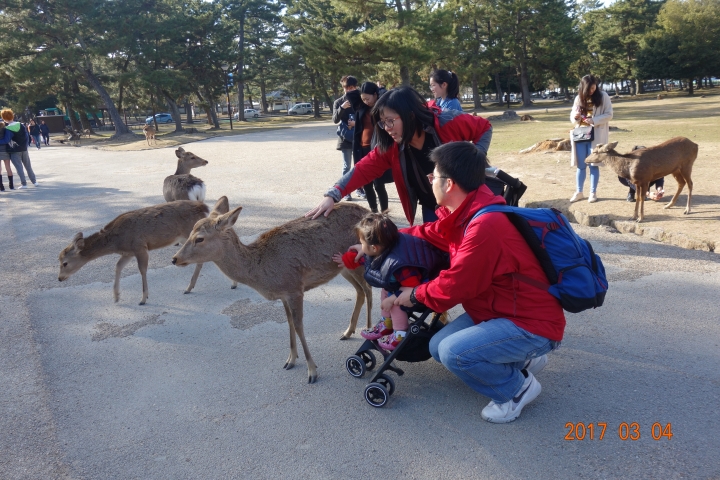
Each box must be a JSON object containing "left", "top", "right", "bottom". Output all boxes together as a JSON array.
[
  {"left": 466, "top": 205, "right": 608, "bottom": 313},
  {"left": 336, "top": 121, "right": 353, "bottom": 142}
]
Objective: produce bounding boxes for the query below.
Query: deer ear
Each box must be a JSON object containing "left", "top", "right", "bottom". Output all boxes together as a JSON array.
[
  {"left": 212, "top": 196, "right": 230, "bottom": 215},
  {"left": 604, "top": 142, "right": 618, "bottom": 152},
  {"left": 72, "top": 232, "right": 84, "bottom": 249},
  {"left": 216, "top": 206, "right": 243, "bottom": 230},
  {"left": 175, "top": 147, "right": 185, "bottom": 158}
]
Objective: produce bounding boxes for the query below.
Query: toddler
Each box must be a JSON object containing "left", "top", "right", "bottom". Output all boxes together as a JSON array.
[{"left": 333, "top": 213, "right": 447, "bottom": 350}]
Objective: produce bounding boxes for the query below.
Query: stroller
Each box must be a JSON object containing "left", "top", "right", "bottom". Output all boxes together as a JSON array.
[{"left": 345, "top": 168, "right": 527, "bottom": 407}]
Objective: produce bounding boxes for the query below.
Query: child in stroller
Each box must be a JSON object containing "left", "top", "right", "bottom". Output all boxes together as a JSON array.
[{"left": 332, "top": 212, "right": 448, "bottom": 351}]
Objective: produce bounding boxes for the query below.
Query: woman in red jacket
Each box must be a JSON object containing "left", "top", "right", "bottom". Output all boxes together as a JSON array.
[{"left": 307, "top": 86, "right": 492, "bottom": 225}]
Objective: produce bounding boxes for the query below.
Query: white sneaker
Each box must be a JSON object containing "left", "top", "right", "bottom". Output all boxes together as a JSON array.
[
  {"left": 33, "top": 181, "right": 40, "bottom": 186},
  {"left": 588, "top": 192, "right": 598, "bottom": 203},
  {"left": 569, "top": 191, "right": 584, "bottom": 202},
  {"left": 17, "top": 184, "right": 27, "bottom": 190},
  {"left": 524, "top": 354, "right": 548, "bottom": 376},
  {"left": 481, "top": 372, "right": 541, "bottom": 424}
]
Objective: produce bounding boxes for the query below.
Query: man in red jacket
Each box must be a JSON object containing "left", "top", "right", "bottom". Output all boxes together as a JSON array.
[{"left": 395, "top": 142, "right": 565, "bottom": 423}]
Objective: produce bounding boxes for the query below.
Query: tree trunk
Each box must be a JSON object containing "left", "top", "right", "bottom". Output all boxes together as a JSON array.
[
  {"left": 472, "top": 73, "right": 481, "bottom": 109},
  {"left": 201, "top": 88, "right": 220, "bottom": 128},
  {"left": 494, "top": 73, "right": 503, "bottom": 103},
  {"left": 236, "top": 9, "right": 246, "bottom": 122},
  {"left": 91, "top": 111, "right": 104, "bottom": 127},
  {"left": 162, "top": 90, "right": 184, "bottom": 132},
  {"left": 150, "top": 92, "right": 159, "bottom": 132},
  {"left": 687, "top": 79, "right": 694, "bottom": 95},
  {"left": 316, "top": 73, "right": 333, "bottom": 113},
  {"left": 309, "top": 70, "right": 321, "bottom": 119},
  {"left": 635, "top": 79, "right": 644, "bottom": 94},
  {"left": 400, "top": 65, "right": 410, "bottom": 86},
  {"left": 78, "top": 111, "right": 93, "bottom": 133},
  {"left": 81, "top": 67, "right": 130, "bottom": 137},
  {"left": 506, "top": 76, "right": 512, "bottom": 109},
  {"left": 520, "top": 61, "right": 532, "bottom": 108},
  {"left": 65, "top": 102, "right": 82, "bottom": 132},
  {"left": 661, "top": 79, "right": 667, "bottom": 92},
  {"left": 184, "top": 99, "right": 194, "bottom": 124},
  {"left": 259, "top": 75, "right": 269, "bottom": 113},
  {"left": 245, "top": 84, "right": 254, "bottom": 109}
]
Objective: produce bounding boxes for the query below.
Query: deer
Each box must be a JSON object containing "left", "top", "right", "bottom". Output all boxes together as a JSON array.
[
  {"left": 172, "top": 200, "right": 373, "bottom": 384},
  {"left": 586, "top": 137, "right": 698, "bottom": 222},
  {"left": 142, "top": 124, "right": 157, "bottom": 146},
  {"left": 163, "top": 147, "right": 208, "bottom": 203},
  {"left": 58, "top": 198, "right": 237, "bottom": 305}
]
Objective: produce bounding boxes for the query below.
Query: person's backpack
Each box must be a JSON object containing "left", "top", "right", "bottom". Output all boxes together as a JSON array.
[
  {"left": 466, "top": 205, "right": 608, "bottom": 313},
  {"left": 336, "top": 121, "right": 353, "bottom": 142}
]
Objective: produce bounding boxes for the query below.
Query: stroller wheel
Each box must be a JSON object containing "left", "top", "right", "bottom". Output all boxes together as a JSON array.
[
  {"left": 346, "top": 355, "right": 366, "bottom": 378},
  {"left": 376, "top": 374, "right": 395, "bottom": 396},
  {"left": 364, "top": 383, "right": 389, "bottom": 408},
  {"left": 359, "top": 350, "right": 376, "bottom": 371}
]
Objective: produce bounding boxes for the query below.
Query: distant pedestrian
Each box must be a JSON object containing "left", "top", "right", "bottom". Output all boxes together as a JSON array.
[
  {"left": 429, "top": 70, "right": 463, "bottom": 112},
  {"left": 332, "top": 75, "right": 365, "bottom": 201},
  {"left": 39, "top": 120, "right": 50, "bottom": 145},
  {"left": 28, "top": 120, "right": 41, "bottom": 150},
  {"left": 1, "top": 109, "right": 39, "bottom": 189},
  {"left": 0, "top": 121, "right": 17, "bottom": 191}
]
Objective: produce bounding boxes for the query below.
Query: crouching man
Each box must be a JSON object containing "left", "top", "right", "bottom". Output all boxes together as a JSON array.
[{"left": 394, "top": 142, "right": 565, "bottom": 423}]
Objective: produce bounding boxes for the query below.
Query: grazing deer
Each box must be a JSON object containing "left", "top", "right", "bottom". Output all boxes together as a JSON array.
[
  {"left": 163, "top": 147, "right": 208, "bottom": 202},
  {"left": 172, "top": 200, "right": 373, "bottom": 384},
  {"left": 587, "top": 137, "right": 698, "bottom": 222},
  {"left": 58, "top": 198, "right": 236, "bottom": 305},
  {"left": 142, "top": 124, "right": 157, "bottom": 146},
  {"left": 83, "top": 128, "right": 92, "bottom": 138}
]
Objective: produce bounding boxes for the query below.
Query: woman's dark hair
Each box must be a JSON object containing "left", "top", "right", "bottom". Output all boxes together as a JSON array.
[
  {"left": 346, "top": 89, "right": 362, "bottom": 110},
  {"left": 578, "top": 75, "right": 603, "bottom": 115},
  {"left": 370, "top": 86, "right": 435, "bottom": 153},
  {"left": 430, "top": 69, "right": 460, "bottom": 100},
  {"left": 360, "top": 82, "right": 379, "bottom": 96},
  {"left": 356, "top": 213, "right": 399, "bottom": 250},
  {"left": 430, "top": 142, "right": 486, "bottom": 193}
]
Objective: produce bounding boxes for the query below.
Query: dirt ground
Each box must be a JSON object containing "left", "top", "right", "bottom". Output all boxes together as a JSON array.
[{"left": 484, "top": 92, "right": 720, "bottom": 252}]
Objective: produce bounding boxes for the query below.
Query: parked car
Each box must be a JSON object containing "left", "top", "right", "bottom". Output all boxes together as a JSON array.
[
  {"left": 234, "top": 108, "right": 260, "bottom": 119},
  {"left": 145, "top": 113, "right": 174, "bottom": 124},
  {"left": 287, "top": 103, "right": 313, "bottom": 115}
]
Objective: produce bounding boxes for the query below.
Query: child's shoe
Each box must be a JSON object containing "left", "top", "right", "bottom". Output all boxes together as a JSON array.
[
  {"left": 361, "top": 318, "right": 393, "bottom": 340},
  {"left": 378, "top": 331, "right": 406, "bottom": 351}
]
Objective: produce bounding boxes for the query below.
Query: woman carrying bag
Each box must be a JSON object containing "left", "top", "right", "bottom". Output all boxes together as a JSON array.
[{"left": 569, "top": 75, "right": 613, "bottom": 203}]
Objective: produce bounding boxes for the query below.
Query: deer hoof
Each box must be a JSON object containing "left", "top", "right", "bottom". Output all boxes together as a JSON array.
[
  {"left": 139, "top": 300, "right": 146, "bottom": 305},
  {"left": 230, "top": 284, "right": 237, "bottom": 290},
  {"left": 183, "top": 290, "right": 192, "bottom": 294},
  {"left": 283, "top": 361, "right": 295, "bottom": 370},
  {"left": 308, "top": 374, "right": 317, "bottom": 384}
]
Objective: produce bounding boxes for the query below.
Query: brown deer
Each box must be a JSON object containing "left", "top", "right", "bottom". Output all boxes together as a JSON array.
[
  {"left": 172, "top": 200, "right": 373, "bottom": 384},
  {"left": 58, "top": 198, "right": 236, "bottom": 305},
  {"left": 163, "top": 147, "right": 208, "bottom": 202},
  {"left": 586, "top": 137, "right": 698, "bottom": 222},
  {"left": 142, "top": 124, "right": 157, "bottom": 146}
]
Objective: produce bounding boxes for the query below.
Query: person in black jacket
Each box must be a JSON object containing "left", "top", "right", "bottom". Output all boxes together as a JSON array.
[
  {"left": 332, "top": 75, "right": 364, "bottom": 201},
  {"left": 28, "top": 120, "right": 41, "bottom": 150},
  {"left": 39, "top": 120, "right": 50, "bottom": 146}
]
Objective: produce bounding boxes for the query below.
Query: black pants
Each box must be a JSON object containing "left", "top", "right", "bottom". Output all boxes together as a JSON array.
[
  {"left": 358, "top": 146, "right": 389, "bottom": 212},
  {"left": 618, "top": 176, "right": 664, "bottom": 198}
]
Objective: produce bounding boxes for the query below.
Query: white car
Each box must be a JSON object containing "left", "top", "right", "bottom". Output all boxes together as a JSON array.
[
  {"left": 145, "top": 113, "right": 174, "bottom": 124},
  {"left": 234, "top": 109, "right": 260, "bottom": 119}
]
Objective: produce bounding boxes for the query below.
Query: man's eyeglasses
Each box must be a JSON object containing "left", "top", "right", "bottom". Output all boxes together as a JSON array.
[
  {"left": 378, "top": 116, "right": 400, "bottom": 130},
  {"left": 427, "top": 173, "right": 448, "bottom": 183}
]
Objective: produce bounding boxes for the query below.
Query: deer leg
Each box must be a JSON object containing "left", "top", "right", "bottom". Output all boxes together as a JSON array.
[
  {"left": 184, "top": 263, "right": 204, "bottom": 293},
  {"left": 339, "top": 268, "right": 366, "bottom": 340},
  {"left": 231, "top": 281, "right": 238, "bottom": 289},
  {"left": 682, "top": 172, "right": 693, "bottom": 215},
  {"left": 281, "top": 299, "right": 298, "bottom": 371},
  {"left": 113, "top": 255, "right": 133, "bottom": 303},
  {"left": 285, "top": 294, "right": 318, "bottom": 384},
  {"left": 135, "top": 249, "right": 150, "bottom": 305},
  {"left": 632, "top": 183, "right": 641, "bottom": 221},
  {"left": 664, "top": 172, "right": 685, "bottom": 210},
  {"left": 637, "top": 183, "right": 648, "bottom": 223}
]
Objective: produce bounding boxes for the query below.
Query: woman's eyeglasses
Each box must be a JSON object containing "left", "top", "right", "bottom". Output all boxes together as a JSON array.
[
  {"left": 378, "top": 116, "right": 400, "bottom": 130},
  {"left": 426, "top": 173, "right": 448, "bottom": 183}
]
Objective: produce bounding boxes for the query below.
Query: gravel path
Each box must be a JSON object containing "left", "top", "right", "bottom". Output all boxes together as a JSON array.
[{"left": 1, "top": 123, "right": 718, "bottom": 479}]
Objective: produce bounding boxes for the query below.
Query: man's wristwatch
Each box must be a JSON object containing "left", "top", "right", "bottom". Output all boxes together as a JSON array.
[{"left": 409, "top": 287, "right": 420, "bottom": 307}]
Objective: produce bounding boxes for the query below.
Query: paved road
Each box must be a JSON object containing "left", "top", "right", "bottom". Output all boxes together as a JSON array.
[{"left": 1, "top": 124, "right": 719, "bottom": 479}]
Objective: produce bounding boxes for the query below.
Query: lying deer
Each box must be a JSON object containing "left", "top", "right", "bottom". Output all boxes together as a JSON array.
[
  {"left": 587, "top": 137, "right": 698, "bottom": 222},
  {"left": 172, "top": 200, "right": 373, "bottom": 384},
  {"left": 58, "top": 198, "right": 236, "bottom": 305},
  {"left": 163, "top": 147, "right": 208, "bottom": 202},
  {"left": 142, "top": 124, "right": 157, "bottom": 146}
]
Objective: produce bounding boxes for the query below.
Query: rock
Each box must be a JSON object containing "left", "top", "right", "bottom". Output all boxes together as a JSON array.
[
  {"left": 184, "top": 127, "right": 199, "bottom": 134},
  {"left": 520, "top": 114, "right": 534, "bottom": 121},
  {"left": 488, "top": 110, "right": 519, "bottom": 121}
]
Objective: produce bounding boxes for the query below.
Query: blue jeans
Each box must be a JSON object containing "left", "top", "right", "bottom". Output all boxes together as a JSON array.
[
  {"left": 31, "top": 134, "right": 41, "bottom": 149},
  {"left": 429, "top": 314, "right": 558, "bottom": 403},
  {"left": 575, "top": 141, "right": 599, "bottom": 193},
  {"left": 341, "top": 149, "right": 353, "bottom": 177}
]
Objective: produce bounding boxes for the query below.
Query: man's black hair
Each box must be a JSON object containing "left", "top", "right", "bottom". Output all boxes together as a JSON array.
[
  {"left": 430, "top": 142, "right": 486, "bottom": 193},
  {"left": 370, "top": 86, "right": 435, "bottom": 153},
  {"left": 341, "top": 75, "right": 358, "bottom": 87}
]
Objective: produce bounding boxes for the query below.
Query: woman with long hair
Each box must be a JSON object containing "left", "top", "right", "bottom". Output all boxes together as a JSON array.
[
  {"left": 569, "top": 75, "right": 613, "bottom": 203},
  {"left": 307, "top": 86, "right": 493, "bottom": 225},
  {"left": 429, "top": 69, "right": 462, "bottom": 112},
  {"left": 351, "top": 81, "right": 390, "bottom": 213}
]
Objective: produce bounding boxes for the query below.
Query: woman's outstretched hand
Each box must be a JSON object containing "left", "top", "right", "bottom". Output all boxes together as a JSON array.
[{"left": 305, "top": 196, "right": 336, "bottom": 219}]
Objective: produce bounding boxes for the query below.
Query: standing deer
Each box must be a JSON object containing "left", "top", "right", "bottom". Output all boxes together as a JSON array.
[
  {"left": 58, "top": 198, "right": 236, "bottom": 305},
  {"left": 142, "top": 124, "right": 157, "bottom": 146},
  {"left": 172, "top": 200, "right": 373, "bottom": 384},
  {"left": 586, "top": 137, "right": 698, "bottom": 222},
  {"left": 163, "top": 147, "right": 208, "bottom": 202}
]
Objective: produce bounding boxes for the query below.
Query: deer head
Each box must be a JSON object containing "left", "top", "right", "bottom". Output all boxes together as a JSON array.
[
  {"left": 173, "top": 197, "right": 240, "bottom": 267},
  {"left": 586, "top": 141, "right": 619, "bottom": 164},
  {"left": 175, "top": 147, "right": 208, "bottom": 169},
  {"left": 58, "top": 232, "right": 88, "bottom": 281}
]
